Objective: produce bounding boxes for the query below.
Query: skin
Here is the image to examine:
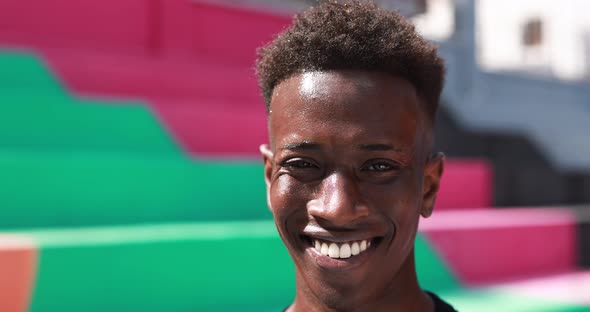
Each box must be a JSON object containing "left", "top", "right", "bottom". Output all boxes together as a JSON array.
[{"left": 261, "top": 70, "right": 444, "bottom": 312}]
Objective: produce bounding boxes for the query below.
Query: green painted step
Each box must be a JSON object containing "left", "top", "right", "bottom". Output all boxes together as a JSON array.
[
  {"left": 8, "top": 222, "right": 457, "bottom": 311},
  {"left": 0, "top": 152, "right": 270, "bottom": 229},
  {"left": 416, "top": 234, "right": 460, "bottom": 292},
  {"left": 0, "top": 94, "right": 114, "bottom": 107},
  {"left": 0, "top": 50, "right": 66, "bottom": 96},
  {"left": 0, "top": 96, "right": 181, "bottom": 155},
  {"left": 24, "top": 221, "right": 295, "bottom": 312},
  {"left": 0, "top": 49, "right": 181, "bottom": 155}
]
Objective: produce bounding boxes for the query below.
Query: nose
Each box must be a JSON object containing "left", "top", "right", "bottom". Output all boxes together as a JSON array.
[{"left": 307, "top": 171, "right": 369, "bottom": 226}]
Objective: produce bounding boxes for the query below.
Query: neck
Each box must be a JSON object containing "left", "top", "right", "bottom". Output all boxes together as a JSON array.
[{"left": 288, "top": 251, "right": 433, "bottom": 312}]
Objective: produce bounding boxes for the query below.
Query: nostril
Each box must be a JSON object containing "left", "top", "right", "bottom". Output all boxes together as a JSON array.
[{"left": 307, "top": 197, "right": 369, "bottom": 227}]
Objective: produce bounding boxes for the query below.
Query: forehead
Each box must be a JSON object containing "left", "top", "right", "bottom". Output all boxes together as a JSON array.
[{"left": 268, "top": 71, "right": 424, "bottom": 150}]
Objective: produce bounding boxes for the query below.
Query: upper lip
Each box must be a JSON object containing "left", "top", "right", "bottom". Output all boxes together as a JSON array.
[{"left": 302, "top": 225, "right": 384, "bottom": 243}]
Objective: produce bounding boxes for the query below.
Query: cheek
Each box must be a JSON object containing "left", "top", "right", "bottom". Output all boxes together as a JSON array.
[
  {"left": 269, "top": 176, "right": 313, "bottom": 227},
  {"left": 387, "top": 171, "right": 423, "bottom": 250},
  {"left": 365, "top": 170, "right": 421, "bottom": 214},
  {"left": 364, "top": 170, "right": 422, "bottom": 242}
]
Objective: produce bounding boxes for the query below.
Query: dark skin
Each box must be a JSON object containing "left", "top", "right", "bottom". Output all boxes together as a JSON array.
[{"left": 261, "top": 70, "right": 444, "bottom": 312}]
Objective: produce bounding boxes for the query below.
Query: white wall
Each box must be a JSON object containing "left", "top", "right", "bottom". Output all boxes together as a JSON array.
[
  {"left": 476, "top": 0, "right": 590, "bottom": 80},
  {"left": 412, "top": 0, "right": 454, "bottom": 41}
]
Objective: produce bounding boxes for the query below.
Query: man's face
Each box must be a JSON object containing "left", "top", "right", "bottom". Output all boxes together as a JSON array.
[{"left": 262, "top": 70, "right": 443, "bottom": 307}]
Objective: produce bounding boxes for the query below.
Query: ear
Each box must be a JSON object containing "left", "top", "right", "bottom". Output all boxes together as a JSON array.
[
  {"left": 421, "top": 152, "right": 445, "bottom": 218},
  {"left": 260, "top": 144, "right": 274, "bottom": 209}
]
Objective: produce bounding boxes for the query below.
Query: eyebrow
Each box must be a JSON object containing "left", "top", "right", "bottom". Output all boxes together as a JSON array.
[
  {"left": 280, "top": 142, "right": 402, "bottom": 152},
  {"left": 280, "top": 141, "right": 322, "bottom": 150},
  {"left": 358, "top": 144, "right": 401, "bottom": 151}
]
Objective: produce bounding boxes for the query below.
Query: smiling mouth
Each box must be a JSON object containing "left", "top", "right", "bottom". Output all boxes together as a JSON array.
[{"left": 302, "top": 236, "right": 381, "bottom": 259}]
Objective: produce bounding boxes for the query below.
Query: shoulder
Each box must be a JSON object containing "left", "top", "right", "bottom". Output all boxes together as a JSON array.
[{"left": 426, "top": 291, "right": 458, "bottom": 312}]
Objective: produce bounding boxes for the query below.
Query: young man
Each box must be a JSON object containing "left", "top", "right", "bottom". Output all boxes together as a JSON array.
[{"left": 256, "top": 1, "right": 455, "bottom": 311}]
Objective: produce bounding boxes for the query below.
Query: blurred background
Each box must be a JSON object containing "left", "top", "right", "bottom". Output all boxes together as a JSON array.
[{"left": 0, "top": 0, "right": 588, "bottom": 311}]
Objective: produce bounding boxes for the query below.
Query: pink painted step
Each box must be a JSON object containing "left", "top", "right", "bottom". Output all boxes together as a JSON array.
[
  {"left": 420, "top": 208, "right": 577, "bottom": 285},
  {"left": 436, "top": 158, "right": 493, "bottom": 209},
  {"left": 153, "top": 102, "right": 268, "bottom": 157},
  {"left": 0, "top": 0, "right": 291, "bottom": 102},
  {"left": 40, "top": 49, "right": 263, "bottom": 104},
  {"left": 0, "top": 0, "right": 154, "bottom": 55},
  {"left": 0, "top": 0, "right": 291, "bottom": 64},
  {"left": 160, "top": 0, "right": 291, "bottom": 65},
  {"left": 0, "top": 0, "right": 291, "bottom": 103}
]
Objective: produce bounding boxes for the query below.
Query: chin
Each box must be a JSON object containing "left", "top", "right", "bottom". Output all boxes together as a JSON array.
[{"left": 312, "top": 282, "right": 376, "bottom": 312}]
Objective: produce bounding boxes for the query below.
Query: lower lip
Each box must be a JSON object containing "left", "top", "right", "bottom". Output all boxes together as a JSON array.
[{"left": 304, "top": 239, "right": 379, "bottom": 271}]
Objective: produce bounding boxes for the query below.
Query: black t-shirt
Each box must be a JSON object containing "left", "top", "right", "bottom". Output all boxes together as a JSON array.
[
  {"left": 281, "top": 291, "right": 457, "bottom": 311},
  {"left": 427, "top": 291, "right": 457, "bottom": 312}
]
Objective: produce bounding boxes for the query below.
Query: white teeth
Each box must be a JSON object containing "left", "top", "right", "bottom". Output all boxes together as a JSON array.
[
  {"left": 339, "top": 243, "right": 351, "bottom": 258},
  {"left": 320, "top": 243, "right": 329, "bottom": 256},
  {"left": 328, "top": 243, "right": 340, "bottom": 258},
  {"left": 360, "top": 240, "right": 367, "bottom": 252},
  {"left": 311, "top": 239, "right": 374, "bottom": 259},
  {"left": 351, "top": 242, "right": 360, "bottom": 255}
]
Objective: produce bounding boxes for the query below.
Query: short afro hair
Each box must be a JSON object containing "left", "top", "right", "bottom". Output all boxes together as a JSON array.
[{"left": 256, "top": 0, "right": 445, "bottom": 123}]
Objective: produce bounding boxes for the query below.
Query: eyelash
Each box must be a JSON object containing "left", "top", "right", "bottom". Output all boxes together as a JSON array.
[
  {"left": 363, "top": 162, "right": 400, "bottom": 172},
  {"left": 281, "top": 159, "right": 318, "bottom": 169},
  {"left": 280, "top": 159, "right": 400, "bottom": 172}
]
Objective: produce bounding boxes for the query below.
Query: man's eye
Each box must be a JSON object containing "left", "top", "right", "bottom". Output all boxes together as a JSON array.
[
  {"left": 364, "top": 162, "right": 399, "bottom": 172},
  {"left": 282, "top": 159, "right": 317, "bottom": 169}
]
